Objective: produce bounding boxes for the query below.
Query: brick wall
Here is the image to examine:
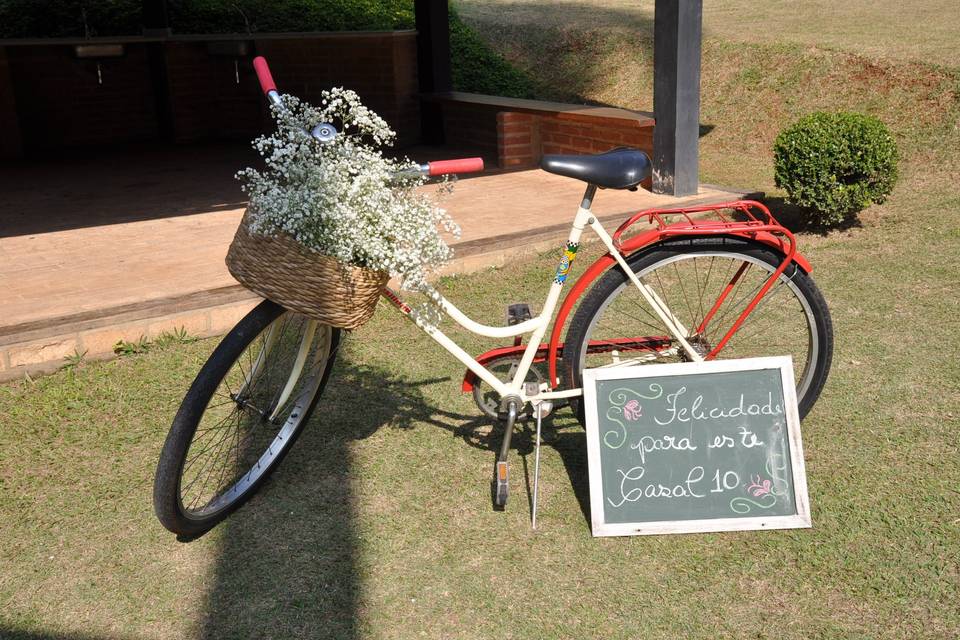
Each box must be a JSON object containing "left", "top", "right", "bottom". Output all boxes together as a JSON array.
[
  {"left": 494, "top": 111, "right": 654, "bottom": 169},
  {"left": 164, "top": 41, "right": 265, "bottom": 143},
  {"left": 441, "top": 101, "right": 499, "bottom": 158},
  {"left": 0, "top": 31, "right": 420, "bottom": 158},
  {"left": 389, "top": 34, "right": 420, "bottom": 147},
  {"left": 5, "top": 44, "right": 160, "bottom": 153},
  {"left": 439, "top": 99, "right": 655, "bottom": 172},
  {"left": 0, "top": 47, "right": 23, "bottom": 159},
  {"left": 540, "top": 118, "right": 653, "bottom": 156},
  {"left": 496, "top": 112, "right": 538, "bottom": 168},
  {"left": 254, "top": 32, "right": 420, "bottom": 147}
]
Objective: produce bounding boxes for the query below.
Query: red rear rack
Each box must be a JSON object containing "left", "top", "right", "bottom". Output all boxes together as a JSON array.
[{"left": 612, "top": 200, "right": 800, "bottom": 359}]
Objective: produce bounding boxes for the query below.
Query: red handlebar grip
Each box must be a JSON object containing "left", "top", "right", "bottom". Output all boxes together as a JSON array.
[
  {"left": 253, "top": 56, "right": 277, "bottom": 95},
  {"left": 428, "top": 157, "right": 485, "bottom": 176}
]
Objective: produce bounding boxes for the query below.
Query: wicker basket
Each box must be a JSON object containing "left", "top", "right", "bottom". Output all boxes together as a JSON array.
[{"left": 226, "top": 212, "right": 389, "bottom": 330}]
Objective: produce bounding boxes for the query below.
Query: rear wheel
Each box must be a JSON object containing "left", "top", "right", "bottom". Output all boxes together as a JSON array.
[
  {"left": 153, "top": 300, "right": 340, "bottom": 539},
  {"left": 563, "top": 237, "right": 833, "bottom": 421}
]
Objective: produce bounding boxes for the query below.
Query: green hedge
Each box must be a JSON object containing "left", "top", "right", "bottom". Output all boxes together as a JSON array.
[
  {"left": 0, "top": 1, "right": 533, "bottom": 97},
  {"left": 449, "top": 7, "right": 534, "bottom": 99},
  {"left": 0, "top": 0, "right": 413, "bottom": 36},
  {"left": 774, "top": 112, "right": 898, "bottom": 226},
  {"left": 167, "top": 0, "right": 413, "bottom": 34},
  {"left": 0, "top": 0, "right": 143, "bottom": 38}
]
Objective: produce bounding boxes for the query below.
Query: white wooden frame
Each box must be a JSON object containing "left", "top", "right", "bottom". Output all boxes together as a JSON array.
[{"left": 581, "top": 356, "right": 811, "bottom": 537}]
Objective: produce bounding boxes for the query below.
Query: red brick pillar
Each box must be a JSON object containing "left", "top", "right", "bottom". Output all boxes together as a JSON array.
[{"left": 496, "top": 111, "right": 539, "bottom": 169}]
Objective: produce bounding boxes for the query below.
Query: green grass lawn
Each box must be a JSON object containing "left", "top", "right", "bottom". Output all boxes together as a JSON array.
[
  {"left": 457, "top": 0, "right": 960, "bottom": 67},
  {"left": 2, "top": 173, "right": 959, "bottom": 637},
  {"left": 3, "top": 3, "right": 960, "bottom": 638},
  {"left": 456, "top": 0, "right": 960, "bottom": 194}
]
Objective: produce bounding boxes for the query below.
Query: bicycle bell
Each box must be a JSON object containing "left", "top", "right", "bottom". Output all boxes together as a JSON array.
[{"left": 311, "top": 122, "right": 338, "bottom": 144}]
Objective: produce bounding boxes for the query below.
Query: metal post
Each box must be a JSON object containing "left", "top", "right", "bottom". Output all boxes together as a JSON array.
[
  {"left": 652, "top": 0, "right": 703, "bottom": 196},
  {"left": 142, "top": 0, "right": 171, "bottom": 36},
  {"left": 143, "top": 0, "right": 174, "bottom": 141},
  {"left": 414, "top": 0, "right": 452, "bottom": 144}
]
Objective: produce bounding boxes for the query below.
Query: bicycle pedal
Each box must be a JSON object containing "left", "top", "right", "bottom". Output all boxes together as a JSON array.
[
  {"left": 493, "top": 461, "right": 510, "bottom": 508},
  {"left": 507, "top": 303, "right": 533, "bottom": 326}
]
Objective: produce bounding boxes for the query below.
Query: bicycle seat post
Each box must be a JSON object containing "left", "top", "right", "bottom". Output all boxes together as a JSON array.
[{"left": 581, "top": 183, "right": 597, "bottom": 211}]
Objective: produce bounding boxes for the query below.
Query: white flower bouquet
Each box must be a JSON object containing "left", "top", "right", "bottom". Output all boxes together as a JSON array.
[{"left": 227, "top": 89, "right": 460, "bottom": 329}]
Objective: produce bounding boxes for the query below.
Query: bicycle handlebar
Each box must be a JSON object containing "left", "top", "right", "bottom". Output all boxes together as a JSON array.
[
  {"left": 392, "top": 158, "right": 485, "bottom": 180},
  {"left": 253, "top": 56, "right": 277, "bottom": 95},
  {"left": 427, "top": 158, "right": 484, "bottom": 176},
  {"left": 251, "top": 56, "right": 484, "bottom": 177}
]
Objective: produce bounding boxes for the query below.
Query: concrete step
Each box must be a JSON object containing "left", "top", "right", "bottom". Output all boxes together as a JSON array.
[{"left": 0, "top": 183, "right": 757, "bottom": 383}]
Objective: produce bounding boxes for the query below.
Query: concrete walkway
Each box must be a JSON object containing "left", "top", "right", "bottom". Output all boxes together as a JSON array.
[{"left": 0, "top": 144, "right": 753, "bottom": 381}]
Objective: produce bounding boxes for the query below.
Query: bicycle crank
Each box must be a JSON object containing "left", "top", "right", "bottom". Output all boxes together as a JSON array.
[
  {"left": 491, "top": 398, "right": 520, "bottom": 509},
  {"left": 471, "top": 355, "right": 545, "bottom": 420}
]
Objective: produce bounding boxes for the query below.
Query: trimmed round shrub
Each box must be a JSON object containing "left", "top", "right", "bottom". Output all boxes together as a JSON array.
[{"left": 774, "top": 112, "right": 898, "bottom": 225}]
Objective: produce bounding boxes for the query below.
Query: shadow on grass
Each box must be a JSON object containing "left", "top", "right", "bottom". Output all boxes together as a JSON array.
[
  {"left": 196, "top": 358, "right": 591, "bottom": 637},
  {"left": 0, "top": 630, "right": 131, "bottom": 640},
  {"left": 518, "top": 416, "right": 593, "bottom": 525},
  {"left": 195, "top": 360, "right": 438, "bottom": 639},
  {"left": 461, "top": 2, "right": 717, "bottom": 162},
  {"left": 758, "top": 195, "right": 864, "bottom": 235}
]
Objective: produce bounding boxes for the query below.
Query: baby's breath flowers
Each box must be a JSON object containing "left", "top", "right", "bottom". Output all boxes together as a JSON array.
[{"left": 237, "top": 89, "right": 460, "bottom": 295}]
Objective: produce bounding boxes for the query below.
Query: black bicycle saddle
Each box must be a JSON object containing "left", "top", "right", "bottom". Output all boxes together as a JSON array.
[{"left": 540, "top": 147, "right": 651, "bottom": 190}]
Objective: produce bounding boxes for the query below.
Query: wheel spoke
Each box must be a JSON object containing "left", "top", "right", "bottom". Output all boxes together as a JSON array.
[
  {"left": 182, "top": 413, "right": 239, "bottom": 503},
  {"left": 693, "top": 256, "right": 712, "bottom": 333},
  {"left": 173, "top": 314, "right": 336, "bottom": 518},
  {"left": 702, "top": 265, "right": 767, "bottom": 343},
  {"left": 572, "top": 248, "right": 828, "bottom": 419},
  {"left": 184, "top": 410, "right": 243, "bottom": 470},
  {"left": 598, "top": 303, "right": 670, "bottom": 338},
  {"left": 673, "top": 259, "right": 696, "bottom": 329}
]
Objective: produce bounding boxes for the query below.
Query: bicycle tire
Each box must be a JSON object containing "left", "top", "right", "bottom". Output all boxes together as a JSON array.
[
  {"left": 563, "top": 236, "right": 833, "bottom": 422},
  {"left": 153, "top": 300, "right": 340, "bottom": 539}
]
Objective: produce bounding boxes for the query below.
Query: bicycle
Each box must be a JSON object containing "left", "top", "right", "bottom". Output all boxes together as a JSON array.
[{"left": 153, "top": 57, "right": 833, "bottom": 540}]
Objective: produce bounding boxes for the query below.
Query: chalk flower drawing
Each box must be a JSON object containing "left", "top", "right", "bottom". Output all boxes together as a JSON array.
[
  {"left": 603, "top": 384, "right": 664, "bottom": 449},
  {"left": 746, "top": 475, "right": 773, "bottom": 497},
  {"left": 729, "top": 455, "right": 790, "bottom": 514},
  {"left": 623, "top": 400, "right": 643, "bottom": 421}
]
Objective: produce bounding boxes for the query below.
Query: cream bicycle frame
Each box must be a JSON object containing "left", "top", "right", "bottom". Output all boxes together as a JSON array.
[{"left": 381, "top": 185, "right": 704, "bottom": 407}]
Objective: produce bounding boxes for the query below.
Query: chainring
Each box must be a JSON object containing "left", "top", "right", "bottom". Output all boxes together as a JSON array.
[{"left": 471, "top": 356, "right": 545, "bottom": 420}]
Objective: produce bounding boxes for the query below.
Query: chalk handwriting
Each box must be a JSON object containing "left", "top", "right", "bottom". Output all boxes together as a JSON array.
[
  {"left": 729, "top": 455, "right": 791, "bottom": 514},
  {"left": 629, "top": 434, "right": 698, "bottom": 464},
  {"left": 737, "top": 426, "right": 765, "bottom": 448},
  {"left": 608, "top": 465, "right": 706, "bottom": 507},
  {"left": 708, "top": 434, "right": 736, "bottom": 449},
  {"left": 654, "top": 387, "right": 784, "bottom": 426}
]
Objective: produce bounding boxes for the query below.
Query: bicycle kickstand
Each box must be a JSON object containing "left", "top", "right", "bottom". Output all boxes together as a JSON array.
[{"left": 492, "top": 399, "right": 520, "bottom": 509}]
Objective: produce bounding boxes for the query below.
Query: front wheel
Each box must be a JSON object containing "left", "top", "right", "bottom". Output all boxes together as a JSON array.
[
  {"left": 563, "top": 237, "right": 833, "bottom": 421},
  {"left": 153, "top": 300, "right": 340, "bottom": 539}
]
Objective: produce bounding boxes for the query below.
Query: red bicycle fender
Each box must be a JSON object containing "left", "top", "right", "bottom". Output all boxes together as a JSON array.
[
  {"left": 546, "top": 254, "right": 615, "bottom": 386},
  {"left": 753, "top": 231, "right": 813, "bottom": 273}
]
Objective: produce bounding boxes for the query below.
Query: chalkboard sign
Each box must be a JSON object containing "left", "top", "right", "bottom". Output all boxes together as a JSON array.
[{"left": 582, "top": 357, "right": 810, "bottom": 537}]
